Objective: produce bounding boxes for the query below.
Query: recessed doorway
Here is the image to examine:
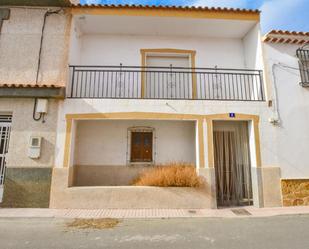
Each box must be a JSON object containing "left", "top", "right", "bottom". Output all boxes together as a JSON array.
[{"left": 213, "top": 121, "right": 253, "bottom": 207}]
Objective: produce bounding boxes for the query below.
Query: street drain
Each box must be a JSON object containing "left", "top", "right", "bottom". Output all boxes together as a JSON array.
[
  {"left": 188, "top": 210, "right": 197, "bottom": 214},
  {"left": 231, "top": 208, "right": 252, "bottom": 216}
]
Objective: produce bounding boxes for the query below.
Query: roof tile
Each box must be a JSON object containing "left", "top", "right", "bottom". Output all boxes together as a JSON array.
[
  {"left": 71, "top": 3, "right": 260, "bottom": 14},
  {"left": 263, "top": 30, "right": 309, "bottom": 44}
]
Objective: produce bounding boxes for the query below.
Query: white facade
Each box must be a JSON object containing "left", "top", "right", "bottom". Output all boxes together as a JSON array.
[
  {"left": 74, "top": 119, "right": 196, "bottom": 166},
  {"left": 54, "top": 99, "right": 276, "bottom": 168},
  {"left": 54, "top": 12, "right": 270, "bottom": 170},
  {"left": 264, "top": 39, "right": 309, "bottom": 178},
  {"left": 69, "top": 15, "right": 263, "bottom": 70}
]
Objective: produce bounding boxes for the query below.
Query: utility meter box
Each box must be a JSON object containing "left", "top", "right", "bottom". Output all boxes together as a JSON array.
[
  {"left": 36, "top": 99, "right": 48, "bottom": 113},
  {"left": 28, "top": 136, "right": 42, "bottom": 159}
]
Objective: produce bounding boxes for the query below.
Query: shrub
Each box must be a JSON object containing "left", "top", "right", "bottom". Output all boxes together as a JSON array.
[{"left": 132, "top": 162, "right": 204, "bottom": 188}]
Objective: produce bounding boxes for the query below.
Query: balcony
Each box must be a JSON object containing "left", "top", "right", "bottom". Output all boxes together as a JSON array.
[
  {"left": 67, "top": 65, "right": 265, "bottom": 101},
  {"left": 296, "top": 49, "right": 309, "bottom": 86}
]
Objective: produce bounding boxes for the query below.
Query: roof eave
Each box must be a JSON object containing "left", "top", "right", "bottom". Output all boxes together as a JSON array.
[{"left": 71, "top": 4, "right": 260, "bottom": 21}]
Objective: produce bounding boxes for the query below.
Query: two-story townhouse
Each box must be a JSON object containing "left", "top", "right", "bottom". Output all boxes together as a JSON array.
[
  {"left": 48, "top": 4, "right": 282, "bottom": 209},
  {"left": 2, "top": 2, "right": 300, "bottom": 210},
  {"left": 263, "top": 30, "right": 309, "bottom": 206},
  {"left": 0, "top": 0, "right": 71, "bottom": 207}
]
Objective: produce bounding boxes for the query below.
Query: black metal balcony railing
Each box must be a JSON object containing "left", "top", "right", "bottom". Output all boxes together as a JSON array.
[
  {"left": 68, "top": 65, "right": 265, "bottom": 101},
  {"left": 296, "top": 49, "right": 309, "bottom": 86}
]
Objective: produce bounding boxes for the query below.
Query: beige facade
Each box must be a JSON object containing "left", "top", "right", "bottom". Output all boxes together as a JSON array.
[
  {"left": 0, "top": 5, "right": 70, "bottom": 207},
  {"left": 0, "top": 7, "right": 71, "bottom": 86},
  {"left": 0, "top": 98, "right": 59, "bottom": 168}
]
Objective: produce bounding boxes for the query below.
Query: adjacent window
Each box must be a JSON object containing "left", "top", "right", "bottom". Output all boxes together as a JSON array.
[{"left": 296, "top": 48, "right": 309, "bottom": 86}]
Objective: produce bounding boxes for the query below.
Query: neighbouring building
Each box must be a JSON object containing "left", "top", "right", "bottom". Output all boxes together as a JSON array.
[
  {"left": 0, "top": 2, "right": 308, "bottom": 209},
  {"left": 263, "top": 30, "right": 309, "bottom": 206},
  {"left": 0, "top": 0, "right": 71, "bottom": 207}
]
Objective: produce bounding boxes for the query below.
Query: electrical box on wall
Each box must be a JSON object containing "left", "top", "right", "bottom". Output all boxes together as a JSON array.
[
  {"left": 36, "top": 99, "right": 48, "bottom": 114},
  {"left": 28, "top": 136, "right": 42, "bottom": 159}
]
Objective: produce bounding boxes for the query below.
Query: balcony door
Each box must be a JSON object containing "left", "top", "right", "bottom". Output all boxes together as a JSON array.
[{"left": 145, "top": 54, "right": 192, "bottom": 99}]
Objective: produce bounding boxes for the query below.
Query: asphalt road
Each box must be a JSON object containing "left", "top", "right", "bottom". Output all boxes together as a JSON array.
[{"left": 0, "top": 215, "right": 309, "bottom": 249}]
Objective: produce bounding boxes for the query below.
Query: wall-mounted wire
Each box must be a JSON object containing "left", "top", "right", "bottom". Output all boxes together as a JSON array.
[
  {"left": 33, "top": 8, "right": 62, "bottom": 122},
  {"left": 269, "top": 58, "right": 309, "bottom": 127}
]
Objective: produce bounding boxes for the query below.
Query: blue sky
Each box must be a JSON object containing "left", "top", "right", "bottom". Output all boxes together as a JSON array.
[{"left": 80, "top": 0, "right": 309, "bottom": 34}]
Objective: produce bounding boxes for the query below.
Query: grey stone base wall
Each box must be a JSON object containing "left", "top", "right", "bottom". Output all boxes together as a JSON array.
[
  {"left": 72, "top": 165, "right": 152, "bottom": 186},
  {"left": 1, "top": 168, "right": 52, "bottom": 208}
]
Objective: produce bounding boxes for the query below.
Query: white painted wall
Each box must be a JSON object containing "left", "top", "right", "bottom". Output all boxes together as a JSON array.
[
  {"left": 69, "top": 20, "right": 81, "bottom": 65},
  {"left": 71, "top": 34, "right": 247, "bottom": 69},
  {"left": 0, "top": 8, "right": 70, "bottom": 86},
  {"left": 264, "top": 42, "right": 309, "bottom": 178},
  {"left": 243, "top": 24, "right": 264, "bottom": 70},
  {"left": 54, "top": 99, "right": 277, "bottom": 170},
  {"left": 74, "top": 120, "right": 196, "bottom": 165}
]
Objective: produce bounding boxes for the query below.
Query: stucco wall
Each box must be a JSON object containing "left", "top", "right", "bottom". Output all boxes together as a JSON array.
[
  {"left": 0, "top": 7, "right": 71, "bottom": 86},
  {"left": 70, "top": 33, "right": 247, "bottom": 69},
  {"left": 55, "top": 99, "right": 277, "bottom": 169},
  {"left": 264, "top": 42, "right": 309, "bottom": 178},
  {"left": 74, "top": 119, "right": 196, "bottom": 165},
  {"left": 0, "top": 98, "right": 59, "bottom": 168},
  {"left": 243, "top": 23, "right": 264, "bottom": 70}
]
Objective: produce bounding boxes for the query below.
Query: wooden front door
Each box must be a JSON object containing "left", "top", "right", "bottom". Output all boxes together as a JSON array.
[{"left": 131, "top": 132, "right": 153, "bottom": 162}]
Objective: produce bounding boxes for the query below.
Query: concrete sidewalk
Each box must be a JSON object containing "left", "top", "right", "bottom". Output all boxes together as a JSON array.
[{"left": 0, "top": 206, "right": 309, "bottom": 219}]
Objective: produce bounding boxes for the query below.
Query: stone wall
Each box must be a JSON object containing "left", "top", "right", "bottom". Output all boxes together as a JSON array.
[
  {"left": 1, "top": 168, "right": 52, "bottom": 208},
  {"left": 281, "top": 179, "right": 309, "bottom": 206}
]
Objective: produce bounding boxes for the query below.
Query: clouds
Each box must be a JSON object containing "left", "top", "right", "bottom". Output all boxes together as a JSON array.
[
  {"left": 260, "top": 0, "right": 309, "bottom": 33},
  {"left": 83, "top": 0, "right": 102, "bottom": 3},
  {"left": 191, "top": 0, "right": 248, "bottom": 8},
  {"left": 79, "top": 0, "right": 309, "bottom": 33},
  {"left": 191, "top": 0, "right": 309, "bottom": 33},
  {"left": 188, "top": 0, "right": 309, "bottom": 33}
]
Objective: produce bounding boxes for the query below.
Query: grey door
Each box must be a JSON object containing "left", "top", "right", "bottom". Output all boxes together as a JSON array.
[{"left": 0, "top": 115, "right": 12, "bottom": 186}]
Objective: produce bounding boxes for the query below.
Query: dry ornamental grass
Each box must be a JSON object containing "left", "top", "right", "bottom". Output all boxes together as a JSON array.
[
  {"left": 66, "top": 218, "right": 120, "bottom": 230},
  {"left": 132, "top": 162, "right": 204, "bottom": 188}
]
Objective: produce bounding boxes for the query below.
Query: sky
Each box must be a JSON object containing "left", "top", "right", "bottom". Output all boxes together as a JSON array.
[{"left": 80, "top": 0, "right": 309, "bottom": 34}]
